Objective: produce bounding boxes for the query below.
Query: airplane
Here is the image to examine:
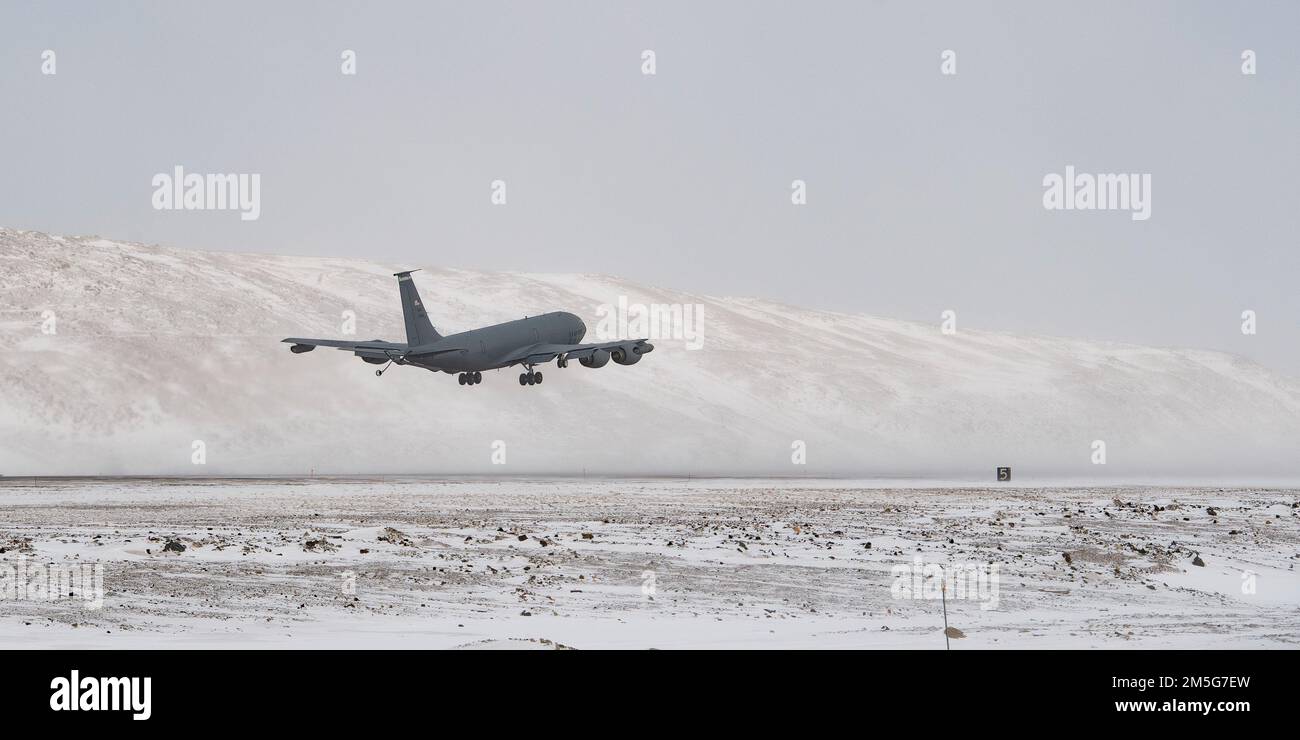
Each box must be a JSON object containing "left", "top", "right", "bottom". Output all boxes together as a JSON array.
[{"left": 282, "top": 270, "right": 654, "bottom": 386}]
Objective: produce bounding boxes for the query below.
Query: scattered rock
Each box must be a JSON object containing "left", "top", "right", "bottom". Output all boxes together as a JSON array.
[
  {"left": 1, "top": 537, "right": 34, "bottom": 554},
  {"left": 303, "top": 537, "right": 338, "bottom": 553},
  {"left": 378, "top": 527, "right": 414, "bottom": 547}
]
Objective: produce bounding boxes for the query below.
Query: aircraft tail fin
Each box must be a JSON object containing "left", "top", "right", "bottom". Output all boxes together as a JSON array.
[{"left": 393, "top": 270, "right": 441, "bottom": 346}]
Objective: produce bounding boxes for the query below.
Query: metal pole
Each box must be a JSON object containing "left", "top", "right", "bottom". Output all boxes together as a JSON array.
[{"left": 941, "top": 582, "right": 950, "bottom": 651}]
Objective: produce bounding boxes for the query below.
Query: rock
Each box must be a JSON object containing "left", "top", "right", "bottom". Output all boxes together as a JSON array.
[
  {"left": 581, "top": 532, "right": 593, "bottom": 540},
  {"left": 944, "top": 626, "right": 966, "bottom": 639},
  {"left": 2, "top": 537, "right": 34, "bottom": 554},
  {"left": 164, "top": 539, "right": 186, "bottom": 553},
  {"left": 1192, "top": 555, "right": 1206, "bottom": 567},
  {"left": 378, "top": 527, "right": 414, "bottom": 547},
  {"left": 1062, "top": 552, "right": 1072, "bottom": 564},
  {"left": 1206, "top": 507, "right": 1218, "bottom": 516},
  {"left": 303, "top": 537, "right": 338, "bottom": 553}
]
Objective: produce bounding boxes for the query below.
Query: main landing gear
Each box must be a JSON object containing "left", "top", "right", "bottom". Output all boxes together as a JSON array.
[
  {"left": 518, "top": 369, "right": 543, "bottom": 386},
  {"left": 375, "top": 361, "right": 393, "bottom": 377},
  {"left": 458, "top": 371, "right": 482, "bottom": 386}
]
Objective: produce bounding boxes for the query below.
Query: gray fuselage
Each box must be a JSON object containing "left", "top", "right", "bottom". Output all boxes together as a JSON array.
[{"left": 408, "top": 311, "right": 586, "bottom": 373}]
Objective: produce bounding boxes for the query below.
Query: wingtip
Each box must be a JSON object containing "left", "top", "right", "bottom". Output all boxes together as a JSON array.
[{"left": 393, "top": 268, "right": 422, "bottom": 278}]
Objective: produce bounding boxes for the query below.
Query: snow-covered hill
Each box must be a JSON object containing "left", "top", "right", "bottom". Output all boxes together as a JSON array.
[{"left": 2, "top": 227, "right": 1297, "bottom": 477}]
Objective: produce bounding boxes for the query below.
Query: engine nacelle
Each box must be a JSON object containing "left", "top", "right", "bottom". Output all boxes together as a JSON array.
[
  {"left": 290, "top": 343, "right": 315, "bottom": 354},
  {"left": 612, "top": 342, "right": 653, "bottom": 365},
  {"left": 580, "top": 349, "right": 610, "bottom": 368},
  {"left": 610, "top": 347, "right": 638, "bottom": 365}
]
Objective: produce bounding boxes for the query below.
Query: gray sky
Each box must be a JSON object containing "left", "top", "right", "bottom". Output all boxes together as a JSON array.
[{"left": 2, "top": 1, "right": 1296, "bottom": 372}]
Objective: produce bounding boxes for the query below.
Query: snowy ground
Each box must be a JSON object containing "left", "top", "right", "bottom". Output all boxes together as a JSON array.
[{"left": 0, "top": 477, "right": 1296, "bottom": 649}]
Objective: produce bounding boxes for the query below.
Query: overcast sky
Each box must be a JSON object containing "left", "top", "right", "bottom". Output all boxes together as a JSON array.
[{"left": 2, "top": 1, "right": 1296, "bottom": 372}]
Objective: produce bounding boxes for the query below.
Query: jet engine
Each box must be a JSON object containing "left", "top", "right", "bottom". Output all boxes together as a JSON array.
[
  {"left": 580, "top": 349, "right": 610, "bottom": 368},
  {"left": 290, "top": 343, "right": 315, "bottom": 354},
  {"left": 612, "top": 341, "right": 653, "bottom": 365}
]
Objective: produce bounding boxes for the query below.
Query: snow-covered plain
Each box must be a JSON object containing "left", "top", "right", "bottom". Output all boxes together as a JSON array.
[
  {"left": 3, "top": 227, "right": 1300, "bottom": 477},
  {"left": 1, "top": 477, "right": 1296, "bottom": 649}
]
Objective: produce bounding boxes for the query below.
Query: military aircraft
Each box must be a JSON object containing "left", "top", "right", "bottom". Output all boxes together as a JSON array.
[{"left": 282, "top": 270, "right": 653, "bottom": 386}]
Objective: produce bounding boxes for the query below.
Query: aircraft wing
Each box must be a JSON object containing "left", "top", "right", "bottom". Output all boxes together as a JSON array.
[
  {"left": 503, "top": 339, "right": 653, "bottom": 366},
  {"left": 283, "top": 337, "right": 406, "bottom": 351},
  {"left": 281, "top": 337, "right": 412, "bottom": 362}
]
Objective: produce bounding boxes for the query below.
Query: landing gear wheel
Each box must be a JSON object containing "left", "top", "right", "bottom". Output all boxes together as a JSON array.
[
  {"left": 534, "top": 372, "right": 543, "bottom": 384},
  {"left": 473, "top": 371, "right": 482, "bottom": 384},
  {"left": 375, "top": 369, "right": 383, "bottom": 377},
  {"left": 519, "top": 373, "right": 528, "bottom": 386},
  {"left": 458, "top": 373, "right": 466, "bottom": 385}
]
